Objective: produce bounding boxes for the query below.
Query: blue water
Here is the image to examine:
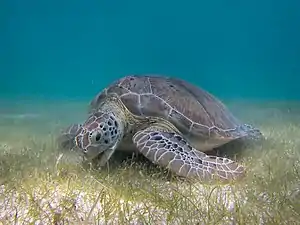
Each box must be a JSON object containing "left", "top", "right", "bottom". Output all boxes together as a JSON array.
[{"left": 1, "top": 0, "right": 299, "bottom": 101}]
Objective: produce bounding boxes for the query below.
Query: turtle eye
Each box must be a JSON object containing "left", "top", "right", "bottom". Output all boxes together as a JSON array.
[{"left": 95, "top": 133, "right": 102, "bottom": 142}]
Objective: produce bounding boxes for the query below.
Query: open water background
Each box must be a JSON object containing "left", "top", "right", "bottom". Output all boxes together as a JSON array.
[{"left": 1, "top": 0, "right": 299, "bottom": 102}]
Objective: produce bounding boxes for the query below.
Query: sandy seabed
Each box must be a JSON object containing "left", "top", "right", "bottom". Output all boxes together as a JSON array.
[{"left": 0, "top": 99, "right": 299, "bottom": 225}]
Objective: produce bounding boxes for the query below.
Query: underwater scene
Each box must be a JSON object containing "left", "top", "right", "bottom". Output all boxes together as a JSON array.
[{"left": 1, "top": 0, "right": 299, "bottom": 224}]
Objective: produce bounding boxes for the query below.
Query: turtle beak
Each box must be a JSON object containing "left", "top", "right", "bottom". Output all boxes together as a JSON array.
[
  {"left": 75, "top": 127, "right": 108, "bottom": 162},
  {"left": 82, "top": 144, "right": 107, "bottom": 161}
]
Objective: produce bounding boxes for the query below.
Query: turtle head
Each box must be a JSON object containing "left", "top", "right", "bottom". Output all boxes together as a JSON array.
[{"left": 75, "top": 111, "right": 123, "bottom": 161}]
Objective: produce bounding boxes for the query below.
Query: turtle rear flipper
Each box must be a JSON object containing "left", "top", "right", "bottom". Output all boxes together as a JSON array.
[
  {"left": 241, "top": 123, "right": 264, "bottom": 141},
  {"left": 57, "top": 123, "right": 82, "bottom": 150},
  {"left": 132, "top": 125, "right": 245, "bottom": 181},
  {"left": 229, "top": 123, "right": 264, "bottom": 142}
]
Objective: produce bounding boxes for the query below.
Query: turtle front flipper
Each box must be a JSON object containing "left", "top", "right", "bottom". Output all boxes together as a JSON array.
[
  {"left": 57, "top": 123, "right": 82, "bottom": 150},
  {"left": 132, "top": 126, "right": 245, "bottom": 181}
]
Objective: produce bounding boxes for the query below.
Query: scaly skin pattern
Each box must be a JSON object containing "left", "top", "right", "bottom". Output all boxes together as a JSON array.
[
  {"left": 68, "top": 102, "right": 245, "bottom": 181},
  {"left": 132, "top": 125, "right": 245, "bottom": 181}
]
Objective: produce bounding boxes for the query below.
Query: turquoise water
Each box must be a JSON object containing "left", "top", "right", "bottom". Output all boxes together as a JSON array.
[
  {"left": 1, "top": 3, "right": 300, "bottom": 222},
  {"left": 1, "top": 0, "right": 299, "bottom": 101}
]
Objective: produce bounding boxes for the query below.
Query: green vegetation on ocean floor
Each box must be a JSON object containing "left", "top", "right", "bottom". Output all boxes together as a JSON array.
[{"left": 0, "top": 101, "right": 299, "bottom": 225}]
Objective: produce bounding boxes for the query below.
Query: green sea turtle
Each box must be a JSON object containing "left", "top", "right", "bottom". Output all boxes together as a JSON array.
[{"left": 58, "top": 74, "right": 263, "bottom": 181}]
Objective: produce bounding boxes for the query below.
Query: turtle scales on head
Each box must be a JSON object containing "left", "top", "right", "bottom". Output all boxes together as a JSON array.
[{"left": 58, "top": 74, "right": 264, "bottom": 181}]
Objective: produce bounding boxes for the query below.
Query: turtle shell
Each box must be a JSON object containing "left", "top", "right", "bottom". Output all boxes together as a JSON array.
[
  {"left": 90, "top": 74, "right": 242, "bottom": 142},
  {"left": 91, "top": 75, "right": 240, "bottom": 139}
]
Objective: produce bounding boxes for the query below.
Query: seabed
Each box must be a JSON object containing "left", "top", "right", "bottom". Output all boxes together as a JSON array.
[{"left": 0, "top": 100, "right": 299, "bottom": 225}]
